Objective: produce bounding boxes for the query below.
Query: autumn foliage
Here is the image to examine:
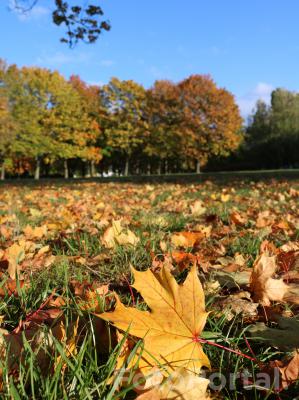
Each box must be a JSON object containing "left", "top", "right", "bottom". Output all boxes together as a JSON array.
[{"left": 0, "top": 59, "right": 243, "bottom": 179}]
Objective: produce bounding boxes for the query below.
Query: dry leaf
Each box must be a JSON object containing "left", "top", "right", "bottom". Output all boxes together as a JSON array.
[
  {"left": 230, "top": 211, "right": 247, "bottom": 226},
  {"left": 99, "top": 265, "right": 210, "bottom": 375},
  {"left": 53, "top": 318, "right": 79, "bottom": 372},
  {"left": 137, "top": 368, "right": 210, "bottom": 400},
  {"left": 250, "top": 253, "right": 289, "bottom": 306},
  {"left": 247, "top": 316, "right": 299, "bottom": 350},
  {"left": 102, "top": 220, "right": 139, "bottom": 248},
  {"left": 171, "top": 232, "right": 205, "bottom": 249},
  {"left": 220, "top": 193, "right": 230, "bottom": 202},
  {"left": 5, "top": 243, "right": 25, "bottom": 279},
  {"left": 23, "top": 225, "right": 47, "bottom": 240},
  {"left": 190, "top": 200, "right": 206, "bottom": 216},
  {"left": 278, "top": 351, "right": 299, "bottom": 389}
]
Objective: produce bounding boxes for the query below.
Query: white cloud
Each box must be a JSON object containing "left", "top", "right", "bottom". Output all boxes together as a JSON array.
[
  {"left": 254, "top": 82, "right": 273, "bottom": 97},
  {"left": 237, "top": 82, "right": 273, "bottom": 118},
  {"left": 36, "top": 51, "right": 92, "bottom": 67}
]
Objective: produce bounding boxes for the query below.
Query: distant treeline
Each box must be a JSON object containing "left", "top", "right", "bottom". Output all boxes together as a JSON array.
[
  {"left": 209, "top": 89, "right": 299, "bottom": 172},
  {"left": 0, "top": 59, "right": 298, "bottom": 179}
]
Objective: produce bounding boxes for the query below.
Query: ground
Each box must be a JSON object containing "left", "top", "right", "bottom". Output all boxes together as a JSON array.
[{"left": 0, "top": 179, "right": 298, "bottom": 399}]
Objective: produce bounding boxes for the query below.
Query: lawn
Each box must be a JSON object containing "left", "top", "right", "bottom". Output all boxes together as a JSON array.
[{"left": 0, "top": 179, "right": 298, "bottom": 399}]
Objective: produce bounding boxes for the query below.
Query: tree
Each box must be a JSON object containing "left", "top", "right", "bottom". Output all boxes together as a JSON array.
[
  {"left": 271, "top": 89, "right": 299, "bottom": 137},
  {"left": 145, "top": 80, "right": 183, "bottom": 174},
  {"left": 3, "top": 65, "right": 54, "bottom": 179},
  {"left": 4, "top": 65, "right": 101, "bottom": 179},
  {"left": 178, "top": 75, "right": 243, "bottom": 172},
  {"left": 245, "top": 89, "right": 299, "bottom": 169},
  {"left": 0, "top": 87, "right": 16, "bottom": 180},
  {"left": 37, "top": 70, "right": 101, "bottom": 178},
  {"left": 101, "top": 78, "right": 148, "bottom": 176},
  {"left": 246, "top": 100, "right": 271, "bottom": 145},
  {"left": 9, "top": 0, "right": 110, "bottom": 47},
  {"left": 69, "top": 75, "right": 103, "bottom": 176}
]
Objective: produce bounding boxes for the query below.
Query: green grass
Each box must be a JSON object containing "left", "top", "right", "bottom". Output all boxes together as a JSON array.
[
  {"left": 227, "top": 234, "right": 262, "bottom": 267},
  {"left": 1, "top": 179, "right": 299, "bottom": 399},
  {"left": 1, "top": 271, "right": 289, "bottom": 400}
]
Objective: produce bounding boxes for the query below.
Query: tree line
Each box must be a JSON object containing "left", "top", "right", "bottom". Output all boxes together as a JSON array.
[
  {"left": 1, "top": 60, "right": 298, "bottom": 179},
  {"left": 209, "top": 89, "right": 299, "bottom": 172},
  {"left": 0, "top": 59, "right": 243, "bottom": 179},
  {"left": 243, "top": 90, "right": 299, "bottom": 169}
]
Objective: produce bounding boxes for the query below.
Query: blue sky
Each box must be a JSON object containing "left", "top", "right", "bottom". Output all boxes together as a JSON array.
[{"left": 1, "top": 0, "right": 299, "bottom": 117}]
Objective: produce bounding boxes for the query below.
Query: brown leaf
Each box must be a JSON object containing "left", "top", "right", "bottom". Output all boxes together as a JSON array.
[
  {"left": 250, "top": 253, "right": 289, "bottom": 306},
  {"left": 230, "top": 211, "right": 247, "bottom": 226},
  {"left": 278, "top": 351, "right": 299, "bottom": 389},
  {"left": 171, "top": 231, "right": 205, "bottom": 249}
]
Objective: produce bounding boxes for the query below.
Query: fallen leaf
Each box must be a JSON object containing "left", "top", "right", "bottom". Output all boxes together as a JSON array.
[
  {"left": 213, "top": 292, "right": 258, "bottom": 321},
  {"left": 190, "top": 200, "right": 206, "bottom": 216},
  {"left": 277, "top": 351, "right": 299, "bottom": 389},
  {"left": 5, "top": 243, "right": 25, "bottom": 279},
  {"left": 247, "top": 316, "right": 299, "bottom": 350},
  {"left": 23, "top": 225, "right": 47, "bottom": 240},
  {"left": 230, "top": 211, "right": 247, "bottom": 226},
  {"left": 99, "top": 265, "right": 210, "bottom": 374},
  {"left": 137, "top": 368, "right": 210, "bottom": 400},
  {"left": 250, "top": 253, "right": 289, "bottom": 306},
  {"left": 53, "top": 318, "right": 79, "bottom": 373},
  {"left": 102, "top": 220, "right": 139, "bottom": 248},
  {"left": 171, "top": 231, "right": 205, "bottom": 249},
  {"left": 220, "top": 193, "right": 230, "bottom": 203}
]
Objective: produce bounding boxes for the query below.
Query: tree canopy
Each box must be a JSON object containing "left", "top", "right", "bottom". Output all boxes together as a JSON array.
[
  {"left": 244, "top": 89, "right": 299, "bottom": 169},
  {"left": 10, "top": 0, "right": 110, "bottom": 47},
  {"left": 0, "top": 60, "right": 246, "bottom": 179}
]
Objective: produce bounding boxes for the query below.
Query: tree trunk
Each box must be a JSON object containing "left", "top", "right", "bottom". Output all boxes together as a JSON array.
[
  {"left": 45, "top": 163, "right": 50, "bottom": 177},
  {"left": 1, "top": 163, "right": 5, "bottom": 180},
  {"left": 147, "top": 163, "right": 151, "bottom": 175},
  {"left": 64, "top": 159, "right": 69, "bottom": 179},
  {"left": 196, "top": 160, "right": 201, "bottom": 174},
  {"left": 90, "top": 160, "right": 96, "bottom": 177},
  {"left": 124, "top": 156, "right": 129, "bottom": 176},
  {"left": 165, "top": 159, "right": 168, "bottom": 174},
  {"left": 84, "top": 161, "right": 90, "bottom": 178},
  {"left": 157, "top": 161, "right": 162, "bottom": 175},
  {"left": 34, "top": 157, "right": 41, "bottom": 180}
]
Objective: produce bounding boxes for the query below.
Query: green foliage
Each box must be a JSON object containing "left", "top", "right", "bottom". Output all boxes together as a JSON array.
[
  {"left": 245, "top": 88, "right": 299, "bottom": 169},
  {"left": 101, "top": 78, "right": 149, "bottom": 175}
]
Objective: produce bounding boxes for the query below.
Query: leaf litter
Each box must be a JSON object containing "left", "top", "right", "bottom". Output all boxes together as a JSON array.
[{"left": 0, "top": 179, "right": 298, "bottom": 398}]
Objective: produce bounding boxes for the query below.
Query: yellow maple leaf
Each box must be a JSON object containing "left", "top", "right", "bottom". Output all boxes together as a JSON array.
[
  {"left": 5, "top": 243, "right": 25, "bottom": 279},
  {"left": 220, "top": 193, "right": 230, "bottom": 203},
  {"left": 99, "top": 265, "right": 210, "bottom": 374},
  {"left": 23, "top": 225, "right": 47, "bottom": 240},
  {"left": 136, "top": 368, "right": 210, "bottom": 400},
  {"left": 102, "top": 220, "right": 139, "bottom": 249},
  {"left": 190, "top": 200, "right": 206, "bottom": 216}
]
